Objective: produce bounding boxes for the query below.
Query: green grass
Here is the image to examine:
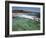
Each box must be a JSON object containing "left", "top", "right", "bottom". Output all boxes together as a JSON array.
[{"left": 12, "top": 16, "right": 40, "bottom": 31}]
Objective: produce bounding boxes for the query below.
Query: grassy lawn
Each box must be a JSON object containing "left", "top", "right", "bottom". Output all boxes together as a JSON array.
[{"left": 12, "top": 16, "right": 40, "bottom": 31}]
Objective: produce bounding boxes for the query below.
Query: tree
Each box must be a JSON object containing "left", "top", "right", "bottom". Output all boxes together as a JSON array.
[
  {"left": 36, "top": 13, "right": 40, "bottom": 18},
  {"left": 33, "top": 13, "right": 40, "bottom": 21}
]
